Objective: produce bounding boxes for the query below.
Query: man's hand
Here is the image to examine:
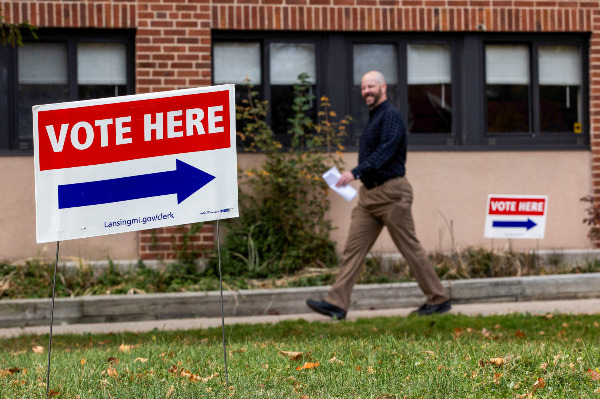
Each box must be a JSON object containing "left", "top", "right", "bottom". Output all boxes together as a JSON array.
[{"left": 336, "top": 171, "right": 355, "bottom": 187}]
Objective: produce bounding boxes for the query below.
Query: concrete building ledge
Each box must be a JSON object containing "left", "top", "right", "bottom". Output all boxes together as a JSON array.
[{"left": 1, "top": 273, "right": 599, "bottom": 328}]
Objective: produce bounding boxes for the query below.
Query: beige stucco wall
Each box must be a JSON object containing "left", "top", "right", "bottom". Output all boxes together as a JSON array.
[
  {"left": 0, "top": 150, "right": 592, "bottom": 262},
  {"left": 323, "top": 151, "right": 593, "bottom": 254},
  {"left": 0, "top": 156, "right": 138, "bottom": 263}
]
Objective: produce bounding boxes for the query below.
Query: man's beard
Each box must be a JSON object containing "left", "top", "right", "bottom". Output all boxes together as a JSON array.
[{"left": 364, "top": 90, "right": 382, "bottom": 107}]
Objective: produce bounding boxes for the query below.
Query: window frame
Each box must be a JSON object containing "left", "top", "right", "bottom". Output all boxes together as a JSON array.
[
  {"left": 212, "top": 31, "right": 589, "bottom": 152},
  {"left": 348, "top": 34, "right": 461, "bottom": 148},
  {"left": 212, "top": 31, "right": 327, "bottom": 144},
  {"left": 480, "top": 34, "right": 589, "bottom": 149},
  {"left": 0, "top": 28, "right": 136, "bottom": 154}
]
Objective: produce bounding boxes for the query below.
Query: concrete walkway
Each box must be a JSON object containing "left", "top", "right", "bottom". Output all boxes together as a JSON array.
[{"left": 1, "top": 297, "right": 599, "bottom": 338}]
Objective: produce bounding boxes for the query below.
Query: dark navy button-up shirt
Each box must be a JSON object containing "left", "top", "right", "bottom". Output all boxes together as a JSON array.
[{"left": 351, "top": 100, "right": 407, "bottom": 185}]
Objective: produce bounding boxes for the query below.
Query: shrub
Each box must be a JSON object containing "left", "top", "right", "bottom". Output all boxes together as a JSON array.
[{"left": 214, "top": 73, "right": 351, "bottom": 278}]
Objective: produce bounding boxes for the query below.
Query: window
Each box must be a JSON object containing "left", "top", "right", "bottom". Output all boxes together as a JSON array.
[
  {"left": 269, "top": 42, "right": 316, "bottom": 135},
  {"left": 18, "top": 43, "right": 69, "bottom": 142},
  {"left": 538, "top": 45, "right": 582, "bottom": 133},
  {"left": 212, "top": 32, "right": 588, "bottom": 151},
  {"left": 213, "top": 35, "right": 320, "bottom": 141},
  {"left": 349, "top": 39, "right": 457, "bottom": 146},
  {"left": 485, "top": 45, "right": 530, "bottom": 133},
  {"left": 213, "top": 42, "right": 262, "bottom": 103},
  {"left": 482, "top": 38, "right": 587, "bottom": 147},
  {"left": 407, "top": 44, "right": 452, "bottom": 134},
  {"left": 352, "top": 44, "right": 398, "bottom": 141},
  {"left": 77, "top": 42, "right": 128, "bottom": 100},
  {"left": 0, "top": 29, "right": 135, "bottom": 152}
]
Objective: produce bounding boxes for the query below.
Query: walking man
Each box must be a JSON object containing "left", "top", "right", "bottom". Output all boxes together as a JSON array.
[{"left": 306, "top": 70, "right": 451, "bottom": 319}]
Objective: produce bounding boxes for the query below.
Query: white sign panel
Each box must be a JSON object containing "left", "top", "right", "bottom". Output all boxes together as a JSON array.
[
  {"left": 484, "top": 195, "right": 548, "bottom": 239},
  {"left": 33, "top": 85, "right": 238, "bottom": 243}
]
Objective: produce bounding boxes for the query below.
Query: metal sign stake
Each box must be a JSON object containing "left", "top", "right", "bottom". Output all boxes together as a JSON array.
[
  {"left": 45, "top": 241, "right": 59, "bottom": 399},
  {"left": 216, "top": 220, "right": 229, "bottom": 386}
]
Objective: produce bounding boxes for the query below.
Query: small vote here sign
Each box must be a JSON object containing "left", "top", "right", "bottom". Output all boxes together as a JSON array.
[
  {"left": 33, "top": 85, "right": 238, "bottom": 243},
  {"left": 484, "top": 195, "right": 548, "bottom": 239}
]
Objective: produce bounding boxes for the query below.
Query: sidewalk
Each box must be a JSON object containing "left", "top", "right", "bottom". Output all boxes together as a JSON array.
[{"left": 1, "top": 297, "right": 599, "bottom": 338}]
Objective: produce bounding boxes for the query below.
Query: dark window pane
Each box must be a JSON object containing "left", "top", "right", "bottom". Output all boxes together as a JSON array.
[
  {"left": 486, "top": 84, "right": 529, "bottom": 133},
  {"left": 18, "top": 84, "right": 69, "bottom": 139},
  {"left": 78, "top": 85, "right": 126, "bottom": 100},
  {"left": 270, "top": 84, "right": 316, "bottom": 137},
  {"left": 408, "top": 84, "right": 452, "bottom": 133},
  {"left": 539, "top": 86, "right": 580, "bottom": 133},
  {"left": 235, "top": 84, "right": 264, "bottom": 149}
]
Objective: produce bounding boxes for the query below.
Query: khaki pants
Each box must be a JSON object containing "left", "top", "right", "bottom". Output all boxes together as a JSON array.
[{"left": 325, "top": 176, "right": 449, "bottom": 310}]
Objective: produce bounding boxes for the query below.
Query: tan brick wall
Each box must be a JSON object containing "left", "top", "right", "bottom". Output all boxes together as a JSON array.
[{"left": 3, "top": 0, "right": 599, "bottom": 255}]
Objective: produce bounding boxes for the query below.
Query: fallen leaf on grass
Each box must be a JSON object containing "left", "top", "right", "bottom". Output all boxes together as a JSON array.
[
  {"left": 169, "top": 364, "right": 218, "bottom": 382},
  {"left": 119, "top": 343, "right": 132, "bottom": 352},
  {"left": 296, "top": 362, "right": 319, "bottom": 371},
  {"left": 134, "top": 358, "right": 149, "bottom": 363},
  {"left": 80, "top": 358, "right": 87, "bottom": 366},
  {"left": 479, "top": 357, "right": 506, "bottom": 367},
  {"left": 32, "top": 346, "right": 44, "bottom": 354},
  {"left": 421, "top": 351, "right": 436, "bottom": 359},
  {"left": 328, "top": 356, "right": 343, "bottom": 365},
  {"left": 1, "top": 368, "right": 22, "bottom": 377},
  {"left": 279, "top": 351, "right": 304, "bottom": 360},
  {"left": 514, "top": 330, "right": 526, "bottom": 338},
  {"left": 494, "top": 373, "right": 502, "bottom": 384},
  {"left": 106, "top": 367, "right": 118, "bottom": 378},
  {"left": 553, "top": 354, "right": 562, "bottom": 364},
  {"left": 107, "top": 357, "right": 119, "bottom": 365},
  {"left": 48, "top": 389, "right": 60, "bottom": 397},
  {"left": 166, "top": 385, "right": 175, "bottom": 397},
  {"left": 587, "top": 368, "right": 600, "bottom": 381},
  {"left": 533, "top": 377, "right": 545, "bottom": 391}
]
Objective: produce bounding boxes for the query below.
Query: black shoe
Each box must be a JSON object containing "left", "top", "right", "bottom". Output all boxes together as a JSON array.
[
  {"left": 306, "top": 299, "right": 347, "bottom": 320},
  {"left": 411, "top": 300, "right": 452, "bottom": 316}
]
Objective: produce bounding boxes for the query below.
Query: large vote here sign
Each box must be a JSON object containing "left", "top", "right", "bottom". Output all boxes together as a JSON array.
[{"left": 33, "top": 85, "right": 238, "bottom": 243}]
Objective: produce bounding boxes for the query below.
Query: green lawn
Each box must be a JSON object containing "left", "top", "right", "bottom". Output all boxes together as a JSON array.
[{"left": 2, "top": 312, "right": 600, "bottom": 398}]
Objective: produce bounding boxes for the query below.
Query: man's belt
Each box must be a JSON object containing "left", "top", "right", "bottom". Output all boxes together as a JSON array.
[{"left": 362, "top": 175, "right": 397, "bottom": 190}]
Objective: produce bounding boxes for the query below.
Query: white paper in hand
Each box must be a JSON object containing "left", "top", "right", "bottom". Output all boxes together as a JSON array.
[{"left": 322, "top": 166, "right": 357, "bottom": 202}]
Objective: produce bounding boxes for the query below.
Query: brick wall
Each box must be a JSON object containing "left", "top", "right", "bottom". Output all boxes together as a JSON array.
[
  {"left": 139, "top": 224, "right": 215, "bottom": 261},
  {"left": 3, "top": 0, "right": 600, "bottom": 255}
]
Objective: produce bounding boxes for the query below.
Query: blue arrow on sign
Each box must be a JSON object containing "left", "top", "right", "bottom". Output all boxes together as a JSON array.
[
  {"left": 58, "top": 159, "right": 215, "bottom": 209},
  {"left": 492, "top": 219, "right": 537, "bottom": 230}
]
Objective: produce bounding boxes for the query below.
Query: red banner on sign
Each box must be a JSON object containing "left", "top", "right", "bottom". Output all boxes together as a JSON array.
[
  {"left": 488, "top": 197, "right": 546, "bottom": 216},
  {"left": 37, "top": 90, "right": 231, "bottom": 171}
]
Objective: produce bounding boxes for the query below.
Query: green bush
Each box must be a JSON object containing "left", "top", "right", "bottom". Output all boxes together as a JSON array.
[{"left": 213, "top": 73, "right": 351, "bottom": 278}]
